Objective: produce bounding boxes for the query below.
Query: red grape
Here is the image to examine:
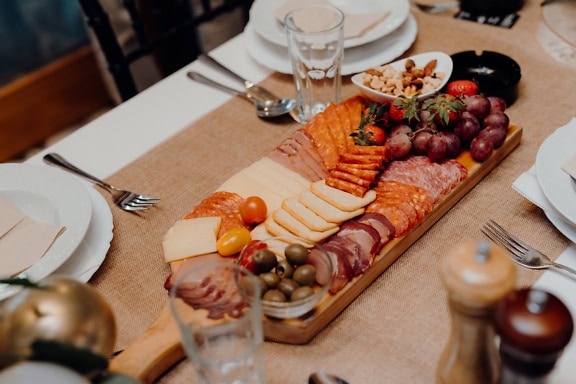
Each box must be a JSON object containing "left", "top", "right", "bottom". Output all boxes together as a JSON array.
[
  {"left": 470, "top": 137, "right": 494, "bottom": 161},
  {"left": 477, "top": 126, "right": 507, "bottom": 148},
  {"left": 386, "top": 133, "right": 412, "bottom": 159},
  {"left": 487, "top": 96, "right": 507, "bottom": 113},
  {"left": 464, "top": 95, "right": 491, "bottom": 119},
  {"left": 438, "top": 131, "right": 462, "bottom": 158},
  {"left": 454, "top": 117, "right": 481, "bottom": 142},
  {"left": 483, "top": 112, "right": 510, "bottom": 131},
  {"left": 389, "top": 124, "right": 412, "bottom": 137},
  {"left": 413, "top": 131, "right": 433, "bottom": 155},
  {"left": 427, "top": 134, "right": 447, "bottom": 162}
]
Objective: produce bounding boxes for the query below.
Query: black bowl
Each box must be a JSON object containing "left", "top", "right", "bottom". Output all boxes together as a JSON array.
[{"left": 449, "top": 50, "right": 521, "bottom": 106}]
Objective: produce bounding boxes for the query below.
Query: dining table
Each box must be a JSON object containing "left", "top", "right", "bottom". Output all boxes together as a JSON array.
[{"left": 20, "top": 0, "right": 576, "bottom": 383}]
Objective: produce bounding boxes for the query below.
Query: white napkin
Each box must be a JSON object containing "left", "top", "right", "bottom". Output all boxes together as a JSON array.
[
  {"left": 274, "top": 0, "right": 390, "bottom": 39},
  {"left": 0, "top": 195, "right": 66, "bottom": 278}
]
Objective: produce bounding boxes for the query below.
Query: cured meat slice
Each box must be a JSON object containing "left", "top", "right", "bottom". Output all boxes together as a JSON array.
[
  {"left": 292, "top": 130, "right": 329, "bottom": 179},
  {"left": 349, "top": 145, "right": 389, "bottom": 158},
  {"left": 326, "top": 236, "right": 364, "bottom": 277},
  {"left": 329, "top": 170, "right": 372, "bottom": 188},
  {"left": 334, "top": 164, "right": 379, "bottom": 181},
  {"left": 325, "top": 176, "right": 368, "bottom": 197},
  {"left": 268, "top": 134, "right": 329, "bottom": 182},
  {"left": 310, "top": 242, "right": 353, "bottom": 294},
  {"left": 355, "top": 213, "right": 395, "bottom": 247},
  {"left": 183, "top": 191, "right": 246, "bottom": 237},
  {"left": 365, "top": 201, "right": 411, "bottom": 237},
  {"left": 339, "top": 153, "right": 386, "bottom": 166},
  {"left": 336, "top": 220, "right": 380, "bottom": 267},
  {"left": 374, "top": 180, "right": 434, "bottom": 221}
]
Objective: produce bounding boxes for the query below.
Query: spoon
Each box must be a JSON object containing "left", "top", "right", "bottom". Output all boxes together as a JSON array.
[
  {"left": 309, "top": 372, "right": 350, "bottom": 384},
  {"left": 187, "top": 71, "right": 296, "bottom": 118},
  {"left": 413, "top": 1, "right": 459, "bottom": 13}
]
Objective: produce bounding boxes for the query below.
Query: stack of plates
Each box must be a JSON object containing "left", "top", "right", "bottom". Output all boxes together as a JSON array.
[
  {"left": 246, "top": 0, "right": 417, "bottom": 75},
  {"left": 535, "top": 121, "right": 576, "bottom": 243},
  {"left": 0, "top": 163, "right": 113, "bottom": 300}
]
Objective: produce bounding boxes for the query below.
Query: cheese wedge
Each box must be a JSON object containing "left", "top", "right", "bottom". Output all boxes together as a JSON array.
[
  {"left": 216, "top": 171, "right": 284, "bottom": 213},
  {"left": 273, "top": 208, "right": 339, "bottom": 243},
  {"left": 282, "top": 196, "right": 338, "bottom": 232},
  {"left": 299, "top": 190, "right": 364, "bottom": 223},
  {"left": 310, "top": 180, "right": 377, "bottom": 212},
  {"left": 162, "top": 217, "right": 221, "bottom": 262},
  {"left": 252, "top": 158, "right": 311, "bottom": 191}
]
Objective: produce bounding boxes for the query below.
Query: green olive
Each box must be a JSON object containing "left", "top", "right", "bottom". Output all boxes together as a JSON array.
[
  {"left": 293, "top": 264, "right": 316, "bottom": 286},
  {"left": 262, "top": 289, "right": 287, "bottom": 303},
  {"left": 239, "top": 275, "right": 267, "bottom": 298},
  {"left": 277, "top": 278, "right": 299, "bottom": 297},
  {"left": 290, "top": 286, "right": 315, "bottom": 302},
  {"left": 252, "top": 249, "right": 278, "bottom": 273},
  {"left": 285, "top": 244, "right": 309, "bottom": 265},
  {"left": 276, "top": 260, "right": 294, "bottom": 279},
  {"left": 259, "top": 272, "right": 280, "bottom": 289}
]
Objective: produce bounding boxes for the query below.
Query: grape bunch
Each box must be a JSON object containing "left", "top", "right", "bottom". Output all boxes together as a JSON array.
[{"left": 380, "top": 92, "right": 510, "bottom": 162}]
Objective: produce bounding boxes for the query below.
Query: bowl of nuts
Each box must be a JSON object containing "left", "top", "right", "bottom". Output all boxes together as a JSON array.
[
  {"left": 351, "top": 51, "right": 453, "bottom": 103},
  {"left": 237, "top": 236, "right": 333, "bottom": 319}
]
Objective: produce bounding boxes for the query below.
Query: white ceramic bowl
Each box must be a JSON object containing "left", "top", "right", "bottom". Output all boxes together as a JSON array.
[{"left": 351, "top": 51, "right": 453, "bottom": 103}]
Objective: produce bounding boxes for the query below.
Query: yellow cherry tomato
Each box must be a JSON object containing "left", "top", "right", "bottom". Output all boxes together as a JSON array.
[{"left": 217, "top": 227, "right": 251, "bottom": 257}]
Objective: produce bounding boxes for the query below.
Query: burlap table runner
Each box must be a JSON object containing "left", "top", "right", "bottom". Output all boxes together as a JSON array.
[{"left": 91, "top": 1, "right": 575, "bottom": 383}]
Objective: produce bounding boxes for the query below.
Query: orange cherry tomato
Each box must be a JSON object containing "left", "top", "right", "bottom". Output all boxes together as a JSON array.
[
  {"left": 239, "top": 196, "right": 267, "bottom": 225},
  {"left": 217, "top": 227, "right": 251, "bottom": 257}
]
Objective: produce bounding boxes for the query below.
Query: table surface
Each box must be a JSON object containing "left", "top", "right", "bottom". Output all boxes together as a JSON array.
[{"left": 23, "top": 1, "right": 576, "bottom": 383}]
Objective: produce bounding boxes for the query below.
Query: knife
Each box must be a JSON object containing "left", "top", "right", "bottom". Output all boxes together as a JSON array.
[{"left": 200, "top": 54, "right": 302, "bottom": 124}]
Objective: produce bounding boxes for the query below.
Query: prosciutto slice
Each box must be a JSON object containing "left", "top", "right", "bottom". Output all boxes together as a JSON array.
[{"left": 309, "top": 243, "right": 353, "bottom": 294}]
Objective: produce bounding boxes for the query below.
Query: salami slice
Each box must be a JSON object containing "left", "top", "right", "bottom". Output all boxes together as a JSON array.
[
  {"left": 334, "top": 163, "right": 379, "bottom": 182},
  {"left": 325, "top": 176, "right": 368, "bottom": 197},
  {"left": 329, "top": 170, "right": 372, "bottom": 188},
  {"left": 365, "top": 200, "right": 410, "bottom": 237},
  {"left": 339, "top": 153, "right": 386, "bottom": 166}
]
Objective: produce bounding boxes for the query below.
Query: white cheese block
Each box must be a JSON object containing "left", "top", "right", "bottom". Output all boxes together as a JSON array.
[
  {"left": 162, "top": 217, "right": 221, "bottom": 262},
  {"left": 239, "top": 167, "right": 295, "bottom": 199},
  {"left": 251, "top": 158, "right": 311, "bottom": 191}
]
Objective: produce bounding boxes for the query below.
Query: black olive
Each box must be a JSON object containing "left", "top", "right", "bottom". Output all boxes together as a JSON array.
[
  {"left": 262, "top": 289, "right": 287, "bottom": 303},
  {"left": 293, "top": 264, "right": 316, "bottom": 286},
  {"left": 276, "top": 260, "right": 294, "bottom": 279},
  {"left": 284, "top": 243, "right": 309, "bottom": 265},
  {"left": 291, "top": 286, "right": 315, "bottom": 302},
  {"left": 277, "top": 278, "right": 299, "bottom": 297},
  {"left": 252, "top": 249, "right": 278, "bottom": 273}
]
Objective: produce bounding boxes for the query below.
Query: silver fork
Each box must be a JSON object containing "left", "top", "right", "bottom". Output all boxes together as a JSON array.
[
  {"left": 43, "top": 153, "right": 159, "bottom": 212},
  {"left": 481, "top": 220, "right": 576, "bottom": 281}
]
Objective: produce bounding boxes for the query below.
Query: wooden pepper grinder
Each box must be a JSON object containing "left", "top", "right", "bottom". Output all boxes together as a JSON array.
[
  {"left": 494, "top": 288, "right": 574, "bottom": 383},
  {"left": 436, "top": 240, "right": 516, "bottom": 384}
]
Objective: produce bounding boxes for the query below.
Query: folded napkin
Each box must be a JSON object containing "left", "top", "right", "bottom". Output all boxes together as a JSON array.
[
  {"left": 0, "top": 195, "right": 66, "bottom": 278},
  {"left": 274, "top": 0, "right": 390, "bottom": 39}
]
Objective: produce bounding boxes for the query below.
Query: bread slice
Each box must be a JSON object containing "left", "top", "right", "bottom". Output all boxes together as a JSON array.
[
  {"left": 310, "top": 180, "right": 376, "bottom": 212},
  {"left": 299, "top": 190, "right": 364, "bottom": 223},
  {"left": 273, "top": 208, "right": 339, "bottom": 243},
  {"left": 282, "top": 196, "right": 338, "bottom": 232}
]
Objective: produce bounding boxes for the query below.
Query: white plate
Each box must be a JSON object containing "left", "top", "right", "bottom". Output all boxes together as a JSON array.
[
  {"left": 245, "top": 13, "right": 418, "bottom": 76},
  {"left": 546, "top": 209, "right": 576, "bottom": 244},
  {"left": 249, "top": 0, "right": 410, "bottom": 49},
  {"left": 535, "top": 122, "right": 576, "bottom": 225},
  {"left": 351, "top": 51, "right": 453, "bottom": 103},
  {"left": 0, "top": 164, "right": 92, "bottom": 299},
  {"left": 52, "top": 186, "right": 113, "bottom": 282}
]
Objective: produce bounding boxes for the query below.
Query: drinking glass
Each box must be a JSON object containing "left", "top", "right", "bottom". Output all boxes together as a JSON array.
[
  {"left": 284, "top": 4, "right": 344, "bottom": 123},
  {"left": 169, "top": 262, "right": 266, "bottom": 384}
]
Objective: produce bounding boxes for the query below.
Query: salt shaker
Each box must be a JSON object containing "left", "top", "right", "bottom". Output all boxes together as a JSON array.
[
  {"left": 436, "top": 240, "right": 516, "bottom": 384},
  {"left": 494, "top": 288, "right": 574, "bottom": 383}
]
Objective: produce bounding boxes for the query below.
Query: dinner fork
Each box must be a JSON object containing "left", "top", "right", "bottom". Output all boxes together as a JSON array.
[
  {"left": 481, "top": 220, "right": 576, "bottom": 281},
  {"left": 43, "top": 153, "right": 159, "bottom": 212}
]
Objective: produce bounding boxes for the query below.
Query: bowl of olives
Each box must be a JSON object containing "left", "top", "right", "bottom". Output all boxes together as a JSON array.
[{"left": 237, "top": 236, "right": 333, "bottom": 319}]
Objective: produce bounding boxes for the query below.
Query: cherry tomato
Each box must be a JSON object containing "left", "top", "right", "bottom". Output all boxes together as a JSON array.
[
  {"left": 216, "top": 227, "right": 251, "bottom": 257},
  {"left": 238, "top": 240, "right": 268, "bottom": 273},
  {"left": 239, "top": 196, "right": 267, "bottom": 225}
]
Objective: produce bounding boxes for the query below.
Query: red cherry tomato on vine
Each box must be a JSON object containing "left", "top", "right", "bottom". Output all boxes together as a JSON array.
[
  {"left": 365, "top": 124, "right": 386, "bottom": 145},
  {"left": 239, "top": 196, "right": 267, "bottom": 225}
]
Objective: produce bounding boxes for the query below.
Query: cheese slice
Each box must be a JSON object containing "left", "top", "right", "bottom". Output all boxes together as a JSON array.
[
  {"left": 310, "top": 180, "right": 377, "bottom": 212},
  {"left": 162, "top": 217, "right": 221, "bottom": 262},
  {"left": 239, "top": 167, "right": 296, "bottom": 199},
  {"left": 282, "top": 196, "right": 338, "bottom": 232},
  {"left": 299, "top": 190, "right": 364, "bottom": 223},
  {"left": 216, "top": 171, "right": 284, "bottom": 213},
  {"left": 273, "top": 208, "right": 338, "bottom": 243},
  {"left": 251, "top": 158, "right": 311, "bottom": 192},
  {"left": 263, "top": 216, "right": 314, "bottom": 248}
]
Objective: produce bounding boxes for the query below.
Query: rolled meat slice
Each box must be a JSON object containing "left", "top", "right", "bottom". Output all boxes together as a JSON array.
[
  {"left": 308, "top": 243, "right": 353, "bottom": 294},
  {"left": 355, "top": 212, "right": 396, "bottom": 247}
]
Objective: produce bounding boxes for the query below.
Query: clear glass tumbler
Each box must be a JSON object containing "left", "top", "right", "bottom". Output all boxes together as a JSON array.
[
  {"left": 169, "top": 262, "right": 266, "bottom": 384},
  {"left": 284, "top": 4, "right": 344, "bottom": 123}
]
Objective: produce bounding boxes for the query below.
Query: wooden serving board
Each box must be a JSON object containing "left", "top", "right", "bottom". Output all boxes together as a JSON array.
[{"left": 110, "top": 125, "right": 522, "bottom": 383}]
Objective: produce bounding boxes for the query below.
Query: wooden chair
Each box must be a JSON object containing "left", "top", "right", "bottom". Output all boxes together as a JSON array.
[{"left": 77, "top": 0, "right": 253, "bottom": 101}]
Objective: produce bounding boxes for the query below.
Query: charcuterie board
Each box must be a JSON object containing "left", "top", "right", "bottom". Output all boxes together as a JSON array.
[{"left": 110, "top": 116, "right": 522, "bottom": 383}]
